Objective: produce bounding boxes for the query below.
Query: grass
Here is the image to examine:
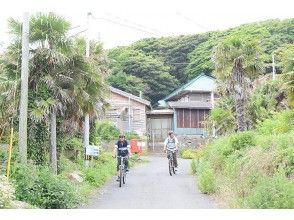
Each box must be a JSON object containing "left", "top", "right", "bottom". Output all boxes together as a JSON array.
[{"left": 193, "top": 110, "right": 294, "bottom": 208}]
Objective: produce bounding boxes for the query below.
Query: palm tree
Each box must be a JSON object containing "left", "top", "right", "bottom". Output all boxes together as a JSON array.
[
  {"left": 8, "top": 13, "right": 72, "bottom": 173},
  {"left": 6, "top": 13, "right": 110, "bottom": 172},
  {"left": 212, "top": 35, "right": 264, "bottom": 131}
]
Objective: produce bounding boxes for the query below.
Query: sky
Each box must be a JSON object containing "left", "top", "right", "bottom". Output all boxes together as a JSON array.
[{"left": 0, "top": 0, "right": 293, "bottom": 49}]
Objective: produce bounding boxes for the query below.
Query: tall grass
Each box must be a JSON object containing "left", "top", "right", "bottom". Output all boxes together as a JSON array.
[{"left": 194, "top": 110, "right": 294, "bottom": 208}]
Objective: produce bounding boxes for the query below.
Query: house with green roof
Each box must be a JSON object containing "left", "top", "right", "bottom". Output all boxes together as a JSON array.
[{"left": 147, "top": 73, "right": 216, "bottom": 148}]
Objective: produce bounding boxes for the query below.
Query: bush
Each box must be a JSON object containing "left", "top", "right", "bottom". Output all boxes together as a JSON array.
[
  {"left": 257, "top": 110, "right": 294, "bottom": 135},
  {"left": 229, "top": 131, "right": 256, "bottom": 151},
  {"left": 0, "top": 175, "right": 15, "bottom": 208},
  {"left": 125, "top": 131, "right": 140, "bottom": 140},
  {"left": 194, "top": 110, "right": 294, "bottom": 208},
  {"left": 191, "top": 159, "right": 197, "bottom": 174},
  {"left": 196, "top": 160, "right": 216, "bottom": 194},
  {"left": 181, "top": 148, "right": 198, "bottom": 159},
  {"left": 82, "top": 152, "right": 116, "bottom": 187},
  {"left": 92, "top": 120, "right": 120, "bottom": 141},
  {"left": 243, "top": 173, "right": 294, "bottom": 208},
  {"left": 11, "top": 163, "right": 80, "bottom": 209}
]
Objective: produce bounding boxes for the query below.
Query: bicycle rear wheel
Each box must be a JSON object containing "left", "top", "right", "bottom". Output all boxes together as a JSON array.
[{"left": 172, "top": 166, "right": 176, "bottom": 174}]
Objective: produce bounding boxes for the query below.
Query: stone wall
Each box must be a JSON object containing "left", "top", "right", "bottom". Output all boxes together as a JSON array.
[{"left": 177, "top": 135, "right": 208, "bottom": 149}]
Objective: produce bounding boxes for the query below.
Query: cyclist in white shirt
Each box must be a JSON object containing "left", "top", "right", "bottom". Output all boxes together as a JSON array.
[{"left": 163, "top": 131, "right": 179, "bottom": 170}]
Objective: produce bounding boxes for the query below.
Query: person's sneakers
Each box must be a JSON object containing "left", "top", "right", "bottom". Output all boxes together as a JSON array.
[{"left": 116, "top": 176, "right": 120, "bottom": 182}]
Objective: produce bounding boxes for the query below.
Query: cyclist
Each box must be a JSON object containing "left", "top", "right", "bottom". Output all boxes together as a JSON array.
[
  {"left": 113, "top": 134, "right": 132, "bottom": 181},
  {"left": 163, "top": 131, "right": 179, "bottom": 170}
]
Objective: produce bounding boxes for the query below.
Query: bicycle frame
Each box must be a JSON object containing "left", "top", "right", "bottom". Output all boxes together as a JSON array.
[
  {"left": 167, "top": 149, "right": 176, "bottom": 176},
  {"left": 117, "top": 156, "right": 128, "bottom": 187}
]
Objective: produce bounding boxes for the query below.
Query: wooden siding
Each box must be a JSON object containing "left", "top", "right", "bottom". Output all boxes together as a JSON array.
[
  {"left": 104, "top": 92, "right": 148, "bottom": 136},
  {"left": 179, "top": 92, "right": 211, "bottom": 102},
  {"left": 176, "top": 109, "right": 209, "bottom": 128}
]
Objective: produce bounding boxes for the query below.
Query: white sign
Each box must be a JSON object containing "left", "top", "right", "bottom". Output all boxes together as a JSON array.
[{"left": 86, "top": 145, "right": 100, "bottom": 156}]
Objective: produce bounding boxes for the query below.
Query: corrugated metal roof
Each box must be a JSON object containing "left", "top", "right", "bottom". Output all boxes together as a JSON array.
[
  {"left": 159, "top": 73, "right": 216, "bottom": 103},
  {"left": 110, "top": 87, "right": 150, "bottom": 106},
  {"left": 146, "top": 109, "right": 174, "bottom": 115},
  {"left": 168, "top": 101, "right": 212, "bottom": 109}
]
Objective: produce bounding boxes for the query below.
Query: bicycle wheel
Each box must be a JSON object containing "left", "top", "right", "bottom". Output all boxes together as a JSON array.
[
  {"left": 119, "top": 166, "right": 123, "bottom": 187},
  {"left": 169, "top": 159, "right": 172, "bottom": 176},
  {"left": 123, "top": 169, "right": 126, "bottom": 184},
  {"left": 172, "top": 165, "right": 176, "bottom": 174}
]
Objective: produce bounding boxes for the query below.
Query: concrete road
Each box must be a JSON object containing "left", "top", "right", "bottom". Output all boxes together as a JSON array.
[{"left": 81, "top": 156, "right": 217, "bottom": 209}]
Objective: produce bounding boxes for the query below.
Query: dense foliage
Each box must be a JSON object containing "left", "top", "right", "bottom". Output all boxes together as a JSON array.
[
  {"left": 193, "top": 110, "right": 294, "bottom": 208},
  {"left": 108, "top": 19, "right": 294, "bottom": 105}
]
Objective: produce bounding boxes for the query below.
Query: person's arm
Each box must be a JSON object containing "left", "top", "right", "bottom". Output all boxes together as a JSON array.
[{"left": 163, "top": 138, "right": 168, "bottom": 152}]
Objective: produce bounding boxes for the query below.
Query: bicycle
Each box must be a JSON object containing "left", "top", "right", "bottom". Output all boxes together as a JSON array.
[
  {"left": 117, "top": 155, "right": 128, "bottom": 187},
  {"left": 167, "top": 149, "right": 177, "bottom": 176}
]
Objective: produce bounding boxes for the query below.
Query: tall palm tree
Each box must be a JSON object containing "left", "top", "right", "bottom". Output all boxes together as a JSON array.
[
  {"left": 212, "top": 35, "right": 264, "bottom": 131},
  {"left": 7, "top": 13, "right": 110, "bottom": 172},
  {"left": 8, "top": 13, "right": 72, "bottom": 173}
]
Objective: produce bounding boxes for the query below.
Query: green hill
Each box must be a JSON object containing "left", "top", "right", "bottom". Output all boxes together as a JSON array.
[{"left": 107, "top": 18, "right": 294, "bottom": 105}]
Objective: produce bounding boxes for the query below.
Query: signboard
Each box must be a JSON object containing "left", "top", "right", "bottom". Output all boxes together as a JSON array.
[{"left": 86, "top": 145, "right": 100, "bottom": 156}]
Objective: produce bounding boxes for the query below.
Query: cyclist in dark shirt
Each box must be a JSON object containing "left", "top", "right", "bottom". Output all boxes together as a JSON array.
[{"left": 113, "top": 134, "right": 132, "bottom": 181}]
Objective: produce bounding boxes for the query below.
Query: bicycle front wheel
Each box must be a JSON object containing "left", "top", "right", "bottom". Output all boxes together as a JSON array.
[
  {"left": 119, "top": 167, "right": 123, "bottom": 187},
  {"left": 169, "top": 159, "right": 172, "bottom": 176},
  {"left": 123, "top": 170, "right": 126, "bottom": 184}
]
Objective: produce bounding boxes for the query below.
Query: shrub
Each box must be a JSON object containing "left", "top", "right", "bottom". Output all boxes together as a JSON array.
[
  {"left": 0, "top": 175, "right": 15, "bottom": 208},
  {"left": 92, "top": 120, "right": 120, "bottom": 141},
  {"left": 196, "top": 160, "right": 216, "bottom": 194},
  {"left": 243, "top": 173, "right": 294, "bottom": 208},
  {"left": 82, "top": 152, "right": 116, "bottom": 187},
  {"left": 229, "top": 131, "right": 256, "bottom": 151},
  {"left": 191, "top": 159, "right": 197, "bottom": 174},
  {"left": 257, "top": 110, "right": 294, "bottom": 135},
  {"left": 125, "top": 131, "right": 140, "bottom": 140},
  {"left": 181, "top": 148, "right": 198, "bottom": 159},
  {"left": 11, "top": 163, "right": 80, "bottom": 209}
]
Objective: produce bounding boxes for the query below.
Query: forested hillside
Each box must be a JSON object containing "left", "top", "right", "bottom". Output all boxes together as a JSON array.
[{"left": 107, "top": 19, "right": 294, "bottom": 105}]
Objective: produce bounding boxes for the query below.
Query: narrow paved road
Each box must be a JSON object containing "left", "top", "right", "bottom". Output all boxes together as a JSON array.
[{"left": 81, "top": 156, "right": 217, "bottom": 209}]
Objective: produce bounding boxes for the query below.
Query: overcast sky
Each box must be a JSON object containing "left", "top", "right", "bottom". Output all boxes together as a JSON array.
[{"left": 0, "top": 0, "right": 293, "bottom": 49}]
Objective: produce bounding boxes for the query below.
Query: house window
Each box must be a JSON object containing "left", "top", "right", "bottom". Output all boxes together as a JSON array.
[
  {"left": 121, "top": 108, "right": 128, "bottom": 121},
  {"left": 177, "top": 109, "right": 209, "bottom": 128},
  {"left": 132, "top": 109, "right": 141, "bottom": 121}
]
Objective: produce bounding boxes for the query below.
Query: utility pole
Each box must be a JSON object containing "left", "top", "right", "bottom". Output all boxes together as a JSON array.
[
  {"left": 18, "top": 12, "right": 30, "bottom": 164},
  {"left": 84, "top": 12, "right": 91, "bottom": 167},
  {"left": 272, "top": 54, "right": 276, "bottom": 80}
]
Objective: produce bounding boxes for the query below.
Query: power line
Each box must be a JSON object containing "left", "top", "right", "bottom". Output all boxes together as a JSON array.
[
  {"left": 104, "top": 12, "right": 165, "bottom": 36},
  {"left": 176, "top": 12, "right": 209, "bottom": 31},
  {"left": 91, "top": 15, "right": 161, "bottom": 37}
]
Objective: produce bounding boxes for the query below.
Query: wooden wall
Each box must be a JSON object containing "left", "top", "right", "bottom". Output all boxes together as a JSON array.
[{"left": 105, "top": 92, "right": 147, "bottom": 136}]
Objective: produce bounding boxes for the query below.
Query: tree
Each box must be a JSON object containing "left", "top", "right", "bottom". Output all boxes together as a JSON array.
[
  {"left": 280, "top": 44, "right": 294, "bottom": 106},
  {"left": 6, "top": 14, "right": 110, "bottom": 171},
  {"left": 213, "top": 35, "right": 264, "bottom": 131},
  {"left": 108, "top": 48, "right": 178, "bottom": 105}
]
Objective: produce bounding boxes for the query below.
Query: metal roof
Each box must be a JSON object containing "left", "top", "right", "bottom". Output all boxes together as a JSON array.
[
  {"left": 110, "top": 87, "right": 150, "bottom": 106},
  {"left": 168, "top": 101, "right": 212, "bottom": 109},
  {"left": 146, "top": 109, "right": 174, "bottom": 115},
  {"left": 159, "top": 73, "right": 216, "bottom": 103}
]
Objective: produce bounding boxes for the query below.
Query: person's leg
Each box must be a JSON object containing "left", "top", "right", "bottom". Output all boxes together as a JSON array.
[
  {"left": 125, "top": 157, "right": 129, "bottom": 170},
  {"left": 173, "top": 151, "right": 178, "bottom": 168}
]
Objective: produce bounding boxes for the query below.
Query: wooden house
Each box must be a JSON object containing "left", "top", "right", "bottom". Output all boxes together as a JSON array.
[
  {"left": 147, "top": 73, "right": 216, "bottom": 150},
  {"left": 104, "top": 87, "right": 151, "bottom": 136}
]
